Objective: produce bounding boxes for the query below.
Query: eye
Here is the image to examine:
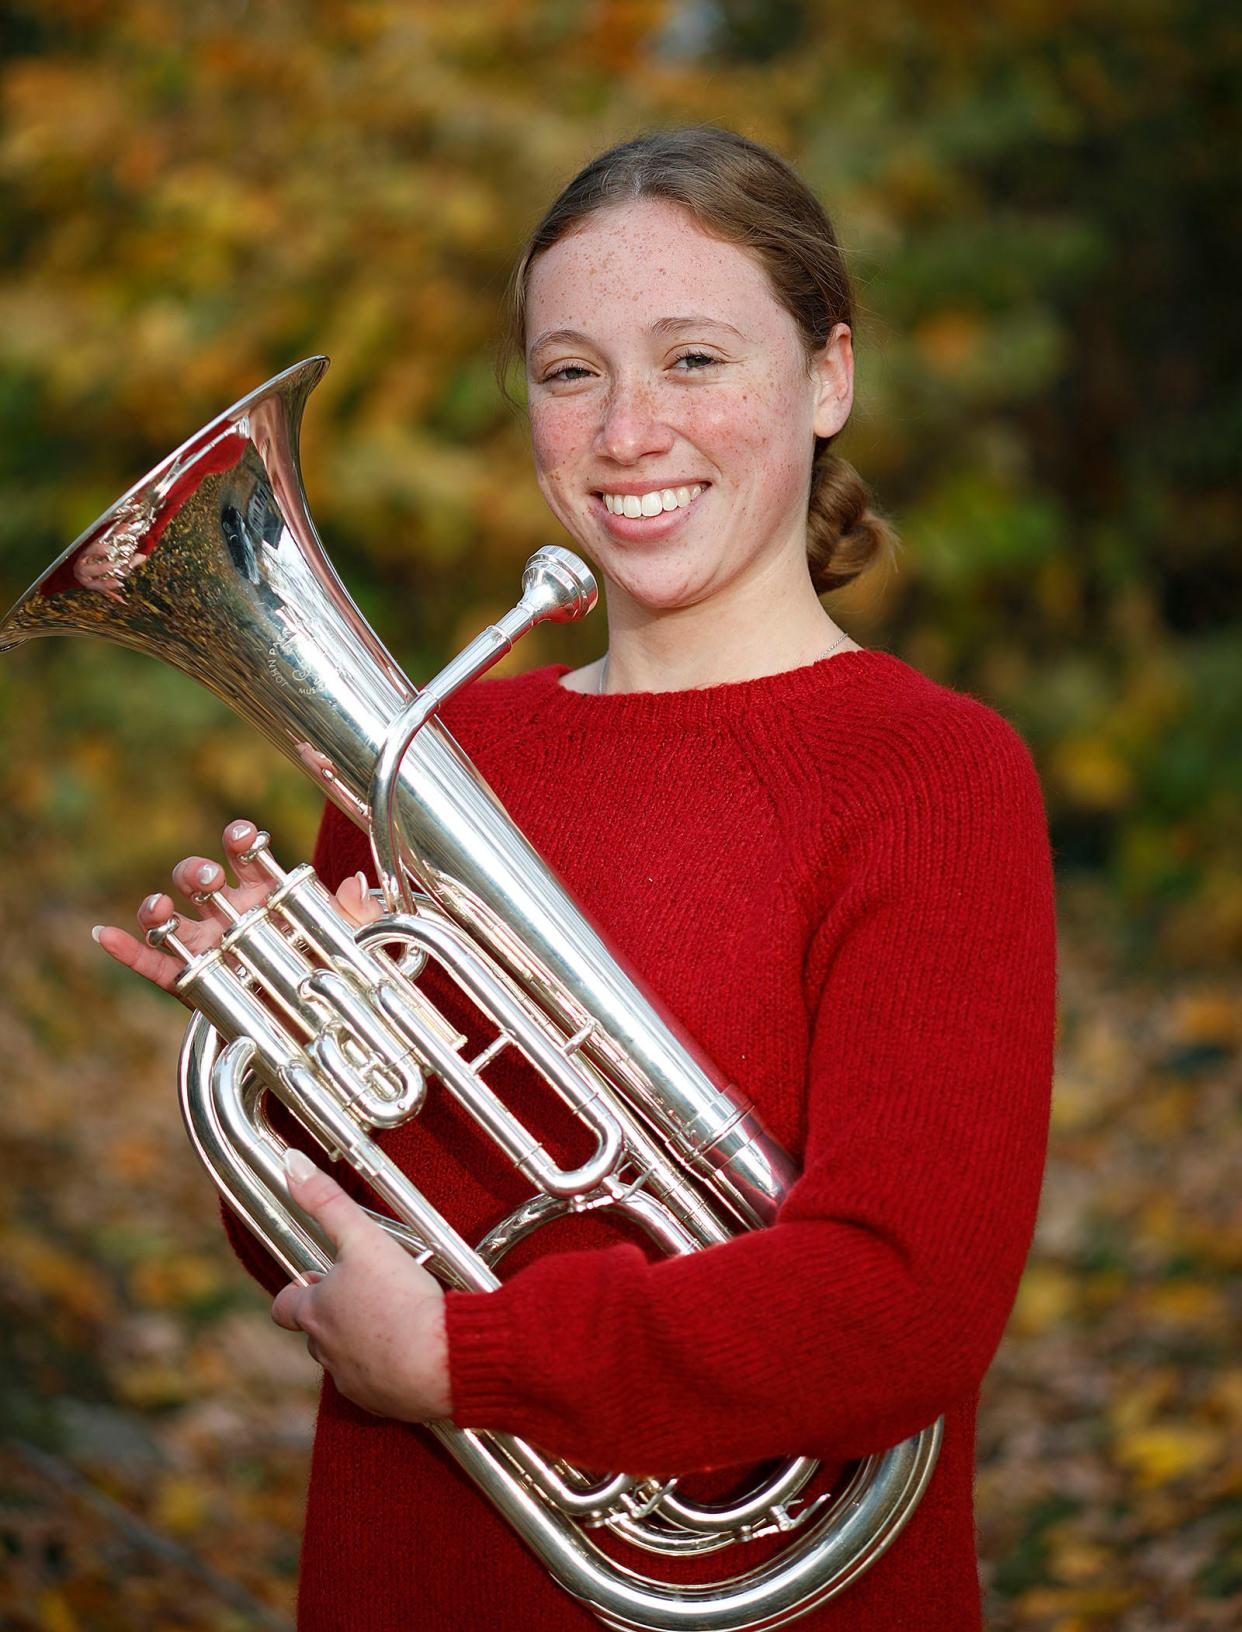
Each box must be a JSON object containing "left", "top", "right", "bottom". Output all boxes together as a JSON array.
[
  {"left": 671, "top": 351, "right": 720, "bottom": 371},
  {"left": 540, "top": 363, "right": 595, "bottom": 384}
]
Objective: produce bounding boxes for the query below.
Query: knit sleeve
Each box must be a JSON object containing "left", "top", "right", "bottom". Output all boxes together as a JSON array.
[{"left": 443, "top": 704, "right": 1056, "bottom": 1474}]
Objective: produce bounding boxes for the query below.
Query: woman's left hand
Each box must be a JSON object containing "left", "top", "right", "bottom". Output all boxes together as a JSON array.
[{"left": 271, "top": 1149, "right": 451, "bottom": 1423}]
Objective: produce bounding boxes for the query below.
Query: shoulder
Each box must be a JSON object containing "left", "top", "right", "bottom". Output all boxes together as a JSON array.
[
  {"left": 795, "top": 659, "right": 1055, "bottom": 1003},
  {"left": 771, "top": 653, "right": 1049, "bottom": 893},
  {"left": 799, "top": 651, "right": 1043, "bottom": 810},
  {"left": 866, "top": 657, "right": 1050, "bottom": 896}
]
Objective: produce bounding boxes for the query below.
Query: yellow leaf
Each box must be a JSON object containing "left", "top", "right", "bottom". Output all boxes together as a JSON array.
[
  {"left": 1139, "top": 1281, "right": 1228, "bottom": 1329},
  {"left": 1080, "top": 1270, "right": 1127, "bottom": 1317},
  {"left": 1209, "top": 1368, "right": 1242, "bottom": 1425},
  {"left": 1011, "top": 1264, "right": 1077, "bottom": 1334},
  {"left": 6, "top": 1231, "right": 112, "bottom": 1323},
  {"left": 37, "top": 1589, "right": 80, "bottom": 1632},
  {"left": 1113, "top": 1423, "right": 1219, "bottom": 1487},
  {"left": 1133, "top": 1080, "right": 1195, "bottom": 1140},
  {"left": 1169, "top": 989, "right": 1238, "bottom": 1050},
  {"left": 1018, "top": 1586, "right": 1139, "bottom": 1620},
  {"left": 1048, "top": 1536, "right": 1115, "bottom": 1584},
  {"left": 113, "top": 1361, "right": 195, "bottom": 1410},
  {"left": 151, "top": 1473, "right": 211, "bottom": 1535},
  {"left": 1108, "top": 1369, "right": 1177, "bottom": 1435},
  {"left": 129, "top": 1252, "right": 223, "bottom": 1309},
  {"left": 1137, "top": 1193, "right": 1180, "bottom": 1248},
  {"left": 1050, "top": 1070, "right": 1111, "bottom": 1130},
  {"left": 1049, "top": 735, "right": 1133, "bottom": 811}
]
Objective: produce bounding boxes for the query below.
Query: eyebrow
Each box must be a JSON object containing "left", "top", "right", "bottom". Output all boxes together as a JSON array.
[{"left": 527, "top": 314, "right": 748, "bottom": 357}]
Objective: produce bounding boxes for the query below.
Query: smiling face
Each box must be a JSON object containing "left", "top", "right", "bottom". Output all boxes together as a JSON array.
[{"left": 524, "top": 198, "right": 853, "bottom": 623}]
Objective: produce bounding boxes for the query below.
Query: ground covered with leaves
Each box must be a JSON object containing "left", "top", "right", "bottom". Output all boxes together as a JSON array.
[
  {"left": 978, "top": 892, "right": 1240, "bottom": 1628},
  {"left": 1, "top": 887, "right": 1238, "bottom": 1631}
]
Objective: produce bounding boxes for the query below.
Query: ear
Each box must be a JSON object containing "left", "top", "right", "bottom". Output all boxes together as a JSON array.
[{"left": 811, "top": 322, "right": 854, "bottom": 441}]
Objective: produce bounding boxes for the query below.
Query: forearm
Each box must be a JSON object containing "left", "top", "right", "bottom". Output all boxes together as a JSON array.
[{"left": 445, "top": 1128, "right": 1043, "bottom": 1475}]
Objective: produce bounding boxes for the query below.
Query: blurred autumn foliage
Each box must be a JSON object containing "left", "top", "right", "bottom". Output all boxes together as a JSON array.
[{"left": 0, "top": 1, "right": 1238, "bottom": 1628}]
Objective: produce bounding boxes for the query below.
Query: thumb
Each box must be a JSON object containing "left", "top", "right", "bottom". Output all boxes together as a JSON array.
[{"left": 283, "top": 1146, "right": 372, "bottom": 1254}]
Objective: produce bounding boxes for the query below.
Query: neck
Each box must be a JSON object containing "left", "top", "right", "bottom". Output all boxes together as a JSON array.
[{"left": 596, "top": 554, "right": 853, "bottom": 695}]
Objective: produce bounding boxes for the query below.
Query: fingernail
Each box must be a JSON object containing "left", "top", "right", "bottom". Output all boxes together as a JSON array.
[
  {"left": 228, "top": 822, "right": 251, "bottom": 843},
  {"left": 356, "top": 871, "right": 368, "bottom": 894},
  {"left": 142, "top": 893, "right": 163, "bottom": 916},
  {"left": 91, "top": 925, "right": 105, "bottom": 943},
  {"left": 196, "top": 864, "right": 217, "bottom": 888},
  {"left": 283, "top": 1147, "right": 316, "bottom": 1183}
]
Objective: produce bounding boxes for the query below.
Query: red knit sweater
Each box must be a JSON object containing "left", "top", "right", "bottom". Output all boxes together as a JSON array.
[{"left": 223, "top": 649, "right": 1056, "bottom": 1631}]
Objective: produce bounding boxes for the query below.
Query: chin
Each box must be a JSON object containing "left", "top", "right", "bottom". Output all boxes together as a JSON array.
[{"left": 600, "top": 558, "right": 719, "bottom": 614}]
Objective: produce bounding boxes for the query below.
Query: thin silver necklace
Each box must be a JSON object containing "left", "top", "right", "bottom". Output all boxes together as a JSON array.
[{"left": 597, "top": 629, "right": 850, "bottom": 695}]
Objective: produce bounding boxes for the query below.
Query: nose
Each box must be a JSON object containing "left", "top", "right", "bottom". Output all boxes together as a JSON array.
[{"left": 593, "top": 376, "right": 675, "bottom": 465}]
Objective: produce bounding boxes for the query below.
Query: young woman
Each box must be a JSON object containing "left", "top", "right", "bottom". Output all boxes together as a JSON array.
[{"left": 97, "top": 128, "right": 1056, "bottom": 1630}]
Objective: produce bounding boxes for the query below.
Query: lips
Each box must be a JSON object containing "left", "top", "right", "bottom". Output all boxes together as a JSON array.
[{"left": 591, "top": 481, "right": 709, "bottom": 497}]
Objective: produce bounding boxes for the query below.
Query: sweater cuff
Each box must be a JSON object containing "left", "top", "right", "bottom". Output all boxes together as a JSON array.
[{"left": 444, "top": 1285, "right": 528, "bottom": 1428}]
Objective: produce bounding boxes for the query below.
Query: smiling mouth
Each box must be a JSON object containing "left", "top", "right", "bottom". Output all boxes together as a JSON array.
[{"left": 595, "top": 484, "right": 706, "bottom": 518}]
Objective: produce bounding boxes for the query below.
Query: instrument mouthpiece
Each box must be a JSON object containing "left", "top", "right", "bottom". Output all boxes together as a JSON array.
[{"left": 519, "top": 547, "right": 598, "bottom": 625}]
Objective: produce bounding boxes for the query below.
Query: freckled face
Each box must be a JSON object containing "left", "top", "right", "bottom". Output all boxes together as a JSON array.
[{"left": 525, "top": 198, "right": 848, "bottom": 614}]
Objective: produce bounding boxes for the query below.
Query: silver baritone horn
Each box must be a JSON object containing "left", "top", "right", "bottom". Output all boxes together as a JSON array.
[{"left": 1, "top": 359, "right": 941, "bottom": 1631}]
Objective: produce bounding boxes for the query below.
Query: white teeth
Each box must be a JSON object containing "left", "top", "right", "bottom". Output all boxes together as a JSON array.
[{"left": 601, "top": 485, "right": 705, "bottom": 517}]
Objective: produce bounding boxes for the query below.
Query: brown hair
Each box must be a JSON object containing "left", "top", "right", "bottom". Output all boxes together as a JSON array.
[{"left": 497, "top": 126, "right": 897, "bottom": 593}]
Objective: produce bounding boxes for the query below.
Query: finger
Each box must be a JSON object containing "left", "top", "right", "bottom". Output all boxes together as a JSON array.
[
  {"left": 271, "top": 1280, "right": 309, "bottom": 1332},
  {"left": 140, "top": 886, "right": 221, "bottom": 959},
  {"left": 91, "top": 921, "right": 188, "bottom": 996},
  {"left": 283, "top": 1147, "right": 373, "bottom": 1254},
  {"left": 175, "top": 844, "right": 272, "bottom": 924},
  {"left": 92, "top": 887, "right": 218, "bottom": 994},
  {"left": 222, "top": 819, "right": 277, "bottom": 892},
  {"left": 172, "top": 858, "right": 250, "bottom": 930},
  {"left": 172, "top": 855, "right": 233, "bottom": 909},
  {"left": 337, "top": 871, "right": 383, "bottom": 927}
]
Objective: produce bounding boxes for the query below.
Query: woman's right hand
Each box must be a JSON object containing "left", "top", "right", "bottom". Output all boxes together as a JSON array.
[{"left": 93, "top": 817, "right": 378, "bottom": 1003}]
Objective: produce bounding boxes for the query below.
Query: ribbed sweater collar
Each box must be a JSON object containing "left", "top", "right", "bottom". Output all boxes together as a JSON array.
[{"left": 485, "top": 649, "right": 900, "bottom": 736}]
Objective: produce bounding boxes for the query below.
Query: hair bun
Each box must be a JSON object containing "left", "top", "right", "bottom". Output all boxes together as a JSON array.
[{"left": 806, "top": 451, "right": 897, "bottom": 593}]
